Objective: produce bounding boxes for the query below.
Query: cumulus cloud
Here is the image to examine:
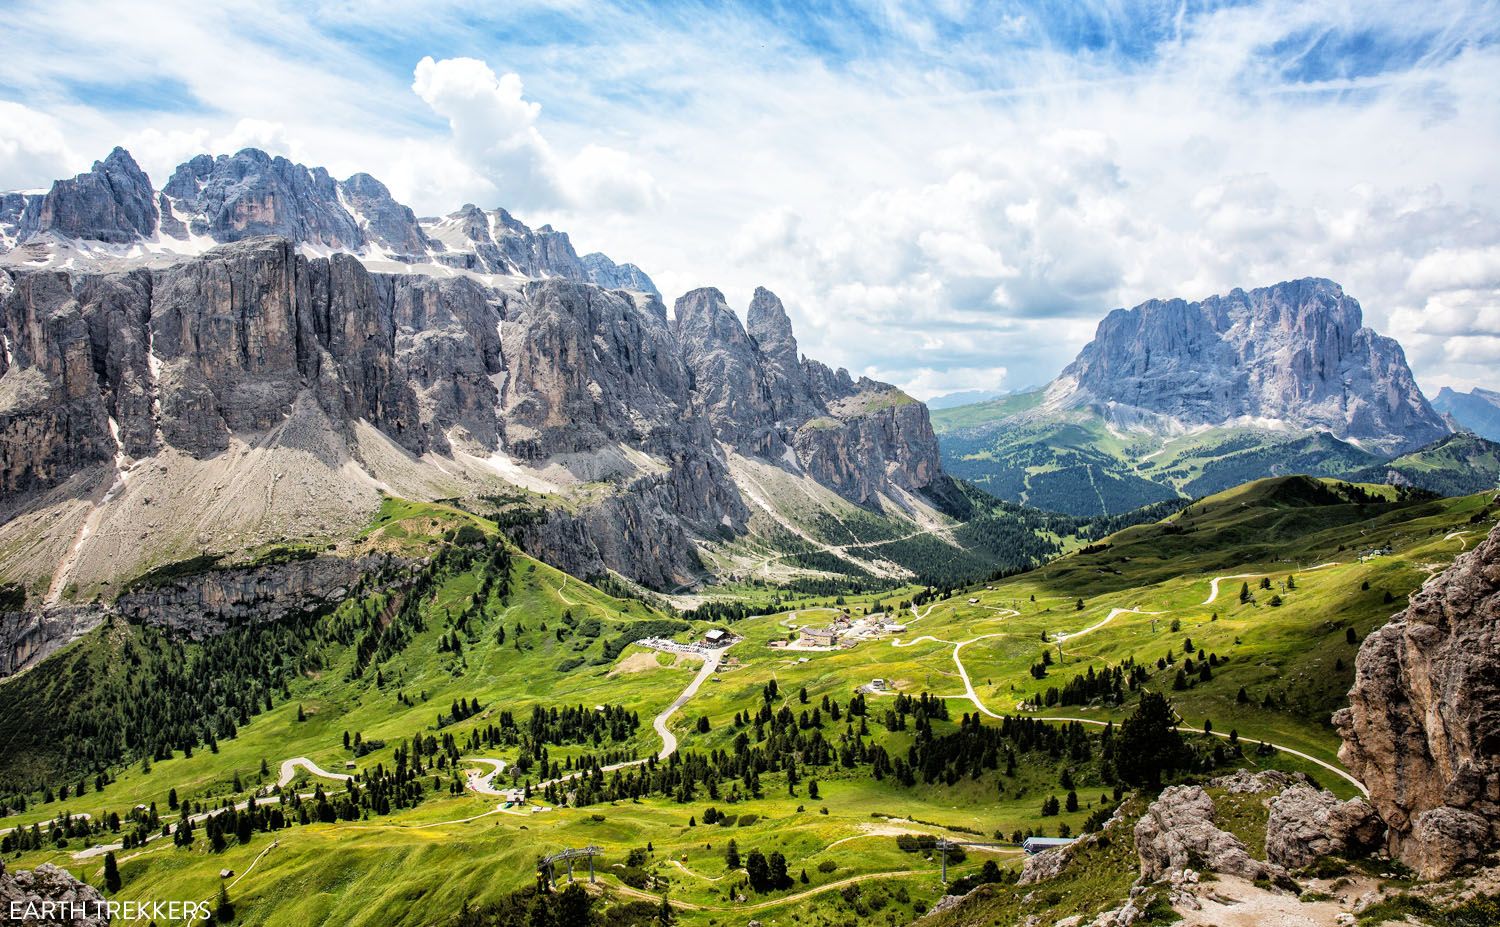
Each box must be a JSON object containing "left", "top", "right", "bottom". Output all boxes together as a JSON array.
[
  {"left": 0, "top": 102, "right": 76, "bottom": 190},
  {"left": 409, "top": 56, "right": 656, "bottom": 214}
]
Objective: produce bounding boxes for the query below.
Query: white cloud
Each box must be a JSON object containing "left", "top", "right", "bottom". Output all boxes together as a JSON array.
[
  {"left": 0, "top": 0, "right": 1497, "bottom": 396},
  {"left": 1407, "top": 246, "right": 1500, "bottom": 293},
  {"left": 411, "top": 55, "right": 558, "bottom": 209},
  {"left": 0, "top": 102, "right": 76, "bottom": 190},
  {"left": 408, "top": 55, "right": 656, "bottom": 215}
]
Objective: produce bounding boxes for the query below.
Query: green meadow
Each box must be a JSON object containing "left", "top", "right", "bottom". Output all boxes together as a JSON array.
[{"left": 1, "top": 479, "right": 1493, "bottom": 926}]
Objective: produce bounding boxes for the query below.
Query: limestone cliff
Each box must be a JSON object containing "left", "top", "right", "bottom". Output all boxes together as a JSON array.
[
  {"left": 1335, "top": 519, "right": 1500, "bottom": 878},
  {"left": 1042, "top": 278, "right": 1448, "bottom": 454}
]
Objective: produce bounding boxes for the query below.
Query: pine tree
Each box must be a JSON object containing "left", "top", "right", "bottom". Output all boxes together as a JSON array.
[
  {"left": 1116, "top": 692, "right": 1190, "bottom": 788},
  {"left": 216, "top": 884, "right": 234, "bottom": 923},
  {"left": 725, "top": 839, "right": 740, "bottom": 870},
  {"left": 103, "top": 852, "right": 121, "bottom": 893}
]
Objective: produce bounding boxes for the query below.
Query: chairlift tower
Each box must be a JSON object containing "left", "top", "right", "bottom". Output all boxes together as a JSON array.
[{"left": 538, "top": 846, "right": 602, "bottom": 887}]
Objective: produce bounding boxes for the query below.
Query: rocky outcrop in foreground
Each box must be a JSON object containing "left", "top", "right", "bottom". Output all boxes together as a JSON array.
[
  {"left": 0, "top": 860, "right": 110, "bottom": 926},
  {"left": 1133, "top": 780, "right": 1285, "bottom": 885},
  {"left": 1335, "top": 519, "right": 1500, "bottom": 879}
]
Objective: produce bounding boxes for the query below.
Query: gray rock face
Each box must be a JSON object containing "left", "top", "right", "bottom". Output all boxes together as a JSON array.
[
  {"left": 2, "top": 239, "right": 931, "bottom": 594},
  {"left": 0, "top": 269, "right": 117, "bottom": 494},
  {"left": 676, "top": 286, "right": 776, "bottom": 453},
  {"left": 0, "top": 192, "right": 32, "bottom": 248},
  {"left": 675, "top": 286, "right": 941, "bottom": 505},
  {"left": 1264, "top": 784, "right": 1384, "bottom": 870},
  {"left": 581, "top": 252, "right": 659, "bottom": 296},
  {"left": 339, "top": 172, "right": 434, "bottom": 257},
  {"left": 1133, "top": 785, "right": 1283, "bottom": 883},
  {"left": 1045, "top": 278, "right": 1448, "bottom": 454},
  {"left": 428, "top": 205, "right": 592, "bottom": 281},
  {"left": 497, "top": 279, "right": 747, "bottom": 588},
  {"left": 0, "top": 861, "right": 109, "bottom": 926},
  {"left": 0, "top": 605, "right": 98, "bottom": 677},
  {"left": 162, "top": 149, "right": 366, "bottom": 250},
  {"left": 0, "top": 148, "right": 946, "bottom": 593},
  {"left": 1335, "top": 520, "right": 1500, "bottom": 878},
  {"left": 0, "top": 554, "right": 408, "bottom": 675},
  {"left": 18, "top": 147, "right": 157, "bottom": 245}
]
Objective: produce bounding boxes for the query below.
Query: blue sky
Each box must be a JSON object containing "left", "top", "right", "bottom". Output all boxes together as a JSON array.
[{"left": 2, "top": 0, "right": 1499, "bottom": 397}]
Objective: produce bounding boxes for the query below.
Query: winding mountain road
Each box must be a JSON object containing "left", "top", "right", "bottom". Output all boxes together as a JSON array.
[
  {"left": 277, "top": 757, "right": 352, "bottom": 789},
  {"left": 1202, "top": 563, "right": 1341, "bottom": 605},
  {"left": 890, "top": 595, "right": 1369, "bottom": 796}
]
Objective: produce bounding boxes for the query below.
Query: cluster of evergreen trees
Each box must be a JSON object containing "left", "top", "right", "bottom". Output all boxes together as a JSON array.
[
  {"left": 1034, "top": 660, "right": 1149, "bottom": 708},
  {"left": 454, "top": 703, "right": 643, "bottom": 782}
]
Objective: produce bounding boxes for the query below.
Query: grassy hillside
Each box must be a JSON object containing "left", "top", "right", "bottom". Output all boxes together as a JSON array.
[
  {"left": 1350, "top": 432, "right": 1500, "bottom": 497},
  {"left": 0, "top": 481, "right": 1492, "bottom": 927},
  {"left": 929, "top": 396, "right": 1483, "bottom": 516}
]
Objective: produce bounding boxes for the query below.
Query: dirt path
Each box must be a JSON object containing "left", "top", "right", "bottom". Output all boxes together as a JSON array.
[
  {"left": 669, "top": 859, "right": 729, "bottom": 881},
  {"left": 913, "top": 598, "right": 1370, "bottom": 797},
  {"left": 952, "top": 634, "right": 1009, "bottom": 719},
  {"left": 653, "top": 650, "right": 723, "bottom": 759},
  {"left": 1054, "top": 606, "right": 1157, "bottom": 642},
  {"left": 1029, "top": 713, "right": 1367, "bottom": 796},
  {"left": 453, "top": 642, "right": 731, "bottom": 808},
  {"left": 1203, "top": 562, "right": 1340, "bottom": 606},
  {"left": 276, "top": 757, "right": 352, "bottom": 789}
]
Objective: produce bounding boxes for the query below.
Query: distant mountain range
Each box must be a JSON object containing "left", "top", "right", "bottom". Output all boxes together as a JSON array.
[
  {"left": 934, "top": 279, "right": 1498, "bottom": 515},
  {"left": 0, "top": 147, "right": 967, "bottom": 607},
  {"left": 1432, "top": 386, "right": 1500, "bottom": 442}
]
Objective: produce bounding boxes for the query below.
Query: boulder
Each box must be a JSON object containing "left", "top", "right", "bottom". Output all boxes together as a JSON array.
[
  {"left": 1133, "top": 785, "right": 1283, "bottom": 884},
  {"left": 1405, "top": 806, "right": 1492, "bottom": 879},
  {"left": 0, "top": 862, "right": 110, "bottom": 926},
  {"left": 1265, "top": 784, "right": 1384, "bottom": 870}
]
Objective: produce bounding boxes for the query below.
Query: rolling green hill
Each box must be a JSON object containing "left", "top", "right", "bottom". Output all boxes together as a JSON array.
[
  {"left": 931, "top": 396, "right": 1492, "bottom": 516},
  {"left": 1349, "top": 432, "right": 1500, "bottom": 497},
  {"left": 0, "top": 481, "right": 1493, "bottom": 927}
]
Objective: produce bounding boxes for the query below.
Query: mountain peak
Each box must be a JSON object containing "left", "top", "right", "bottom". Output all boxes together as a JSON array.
[
  {"left": 747, "top": 286, "right": 797, "bottom": 364},
  {"left": 2, "top": 146, "right": 657, "bottom": 290},
  {"left": 1048, "top": 278, "right": 1447, "bottom": 454},
  {"left": 18, "top": 145, "right": 157, "bottom": 244}
]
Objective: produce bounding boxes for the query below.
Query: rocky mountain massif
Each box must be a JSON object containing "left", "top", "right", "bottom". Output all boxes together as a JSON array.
[
  {"left": 932, "top": 279, "right": 1484, "bottom": 516},
  {"left": 0, "top": 146, "right": 658, "bottom": 293},
  {"left": 1044, "top": 278, "right": 1445, "bottom": 450},
  {"left": 0, "top": 148, "right": 956, "bottom": 673}
]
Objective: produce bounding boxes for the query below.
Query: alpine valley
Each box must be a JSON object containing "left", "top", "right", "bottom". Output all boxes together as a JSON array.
[{"left": 2, "top": 146, "right": 1500, "bottom": 927}]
